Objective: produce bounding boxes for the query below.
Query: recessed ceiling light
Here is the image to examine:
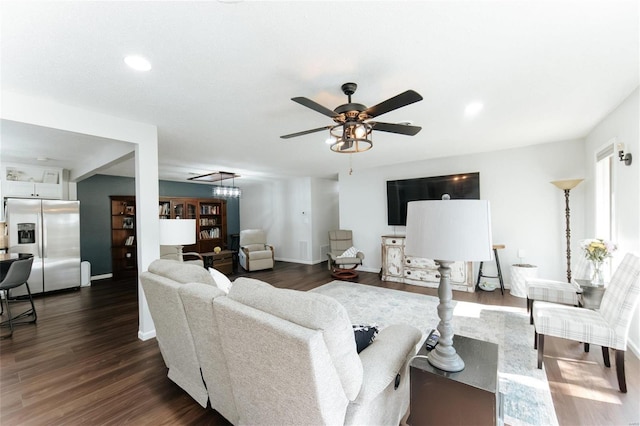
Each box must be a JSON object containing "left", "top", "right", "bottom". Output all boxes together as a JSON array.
[
  {"left": 464, "top": 101, "right": 484, "bottom": 117},
  {"left": 36, "top": 156, "right": 49, "bottom": 162},
  {"left": 124, "top": 55, "right": 152, "bottom": 72}
]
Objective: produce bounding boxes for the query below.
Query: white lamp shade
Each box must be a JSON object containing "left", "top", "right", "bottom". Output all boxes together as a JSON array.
[
  {"left": 405, "top": 199, "right": 493, "bottom": 261},
  {"left": 159, "top": 219, "right": 196, "bottom": 246}
]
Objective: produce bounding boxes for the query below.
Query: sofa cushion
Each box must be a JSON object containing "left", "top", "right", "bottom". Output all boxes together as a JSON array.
[
  {"left": 208, "top": 267, "right": 233, "bottom": 294},
  {"left": 244, "top": 243, "right": 267, "bottom": 252},
  {"left": 248, "top": 250, "right": 273, "bottom": 261},
  {"left": 228, "top": 277, "right": 363, "bottom": 400},
  {"left": 148, "top": 259, "right": 216, "bottom": 286},
  {"left": 338, "top": 246, "right": 359, "bottom": 258}
]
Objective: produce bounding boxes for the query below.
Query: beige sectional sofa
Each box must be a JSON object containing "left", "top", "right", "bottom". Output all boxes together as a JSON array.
[{"left": 140, "top": 259, "right": 422, "bottom": 425}]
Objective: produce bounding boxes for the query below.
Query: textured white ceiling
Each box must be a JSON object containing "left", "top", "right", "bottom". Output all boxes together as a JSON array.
[{"left": 1, "top": 1, "right": 638, "bottom": 183}]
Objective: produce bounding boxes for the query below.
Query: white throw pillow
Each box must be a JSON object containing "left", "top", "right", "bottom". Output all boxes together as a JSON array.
[
  {"left": 338, "top": 246, "right": 359, "bottom": 258},
  {"left": 208, "top": 267, "right": 233, "bottom": 294}
]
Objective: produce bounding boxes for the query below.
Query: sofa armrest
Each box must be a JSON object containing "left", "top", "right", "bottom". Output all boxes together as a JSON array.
[{"left": 355, "top": 324, "right": 422, "bottom": 403}]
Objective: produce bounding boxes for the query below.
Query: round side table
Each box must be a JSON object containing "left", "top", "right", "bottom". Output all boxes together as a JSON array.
[{"left": 510, "top": 264, "right": 538, "bottom": 298}]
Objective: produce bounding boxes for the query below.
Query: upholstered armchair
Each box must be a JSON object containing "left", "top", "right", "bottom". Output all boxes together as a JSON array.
[
  {"left": 327, "top": 230, "right": 364, "bottom": 271},
  {"left": 238, "top": 229, "right": 274, "bottom": 271}
]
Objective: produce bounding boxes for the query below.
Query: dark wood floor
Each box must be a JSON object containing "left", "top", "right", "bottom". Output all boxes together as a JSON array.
[{"left": 1, "top": 261, "right": 637, "bottom": 425}]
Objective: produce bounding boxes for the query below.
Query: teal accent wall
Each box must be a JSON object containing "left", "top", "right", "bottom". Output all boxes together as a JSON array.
[{"left": 77, "top": 174, "right": 240, "bottom": 275}]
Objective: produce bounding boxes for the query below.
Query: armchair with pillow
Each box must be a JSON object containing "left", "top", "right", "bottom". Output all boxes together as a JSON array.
[
  {"left": 327, "top": 230, "right": 364, "bottom": 271},
  {"left": 238, "top": 229, "right": 274, "bottom": 271}
]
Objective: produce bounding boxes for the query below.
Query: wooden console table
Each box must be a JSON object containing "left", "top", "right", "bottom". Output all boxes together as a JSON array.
[
  {"left": 409, "top": 335, "right": 502, "bottom": 426},
  {"left": 381, "top": 236, "right": 474, "bottom": 292}
]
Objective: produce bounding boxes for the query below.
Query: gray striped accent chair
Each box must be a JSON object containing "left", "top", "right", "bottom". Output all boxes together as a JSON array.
[{"left": 533, "top": 253, "right": 640, "bottom": 392}]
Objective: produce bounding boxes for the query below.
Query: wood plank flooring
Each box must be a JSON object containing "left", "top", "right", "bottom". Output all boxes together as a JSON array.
[{"left": 1, "top": 261, "right": 637, "bottom": 425}]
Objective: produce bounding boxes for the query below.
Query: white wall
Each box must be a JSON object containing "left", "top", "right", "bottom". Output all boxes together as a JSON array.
[
  {"left": 239, "top": 177, "right": 338, "bottom": 264},
  {"left": 584, "top": 87, "right": 639, "bottom": 355},
  {"left": 338, "top": 139, "right": 587, "bottom": 283},
  {"left": 311, "top": 178, "right": 339, "bottom": 262}
]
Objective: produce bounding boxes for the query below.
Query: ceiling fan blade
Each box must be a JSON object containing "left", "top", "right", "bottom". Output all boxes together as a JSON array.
[
  {"left": 280, "top": 125, "right": 333, "bottom": 139},
  {"left": 370, "top": 121, "right": 422, "bottom": 136},
  {"left": 364, "top": 90, "right": 423, "bottom": 118},
  {"left": 292, "top": 97, "right": 339, "bottom": 118}
]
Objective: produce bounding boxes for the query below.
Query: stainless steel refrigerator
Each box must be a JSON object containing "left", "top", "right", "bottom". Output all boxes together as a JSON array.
[{"left": 5, "top": 198, "right": 81, "bottom": 295}]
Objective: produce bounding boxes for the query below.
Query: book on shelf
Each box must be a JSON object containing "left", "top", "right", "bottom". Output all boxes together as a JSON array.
[
  {"left": 158, "top": 203, "right": 170, "bottom": 216},
  {"left": 199, "top": 227, "right": 220, "bottom": 239},
  {"left": 124, "top": 236, "right": 135, "bottom": 246},
  {"left": 200, "top": 204, "right": 220, "bottom": 215},
  {"left": 199, "top": 217, "right": 217, "bottom": 226}
]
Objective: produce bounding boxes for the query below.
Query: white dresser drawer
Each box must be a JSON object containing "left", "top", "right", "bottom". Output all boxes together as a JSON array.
[
  {"left": 382, "top": 236, "right": 405, "bottom": 246},
  {"left": 404, "top": 268, "right": 440, "bottom": 282}
]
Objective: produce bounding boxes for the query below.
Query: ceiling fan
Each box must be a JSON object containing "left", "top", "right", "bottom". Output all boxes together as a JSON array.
[{"left": 281, "top": 82, "right": 423, "bottom": 153}]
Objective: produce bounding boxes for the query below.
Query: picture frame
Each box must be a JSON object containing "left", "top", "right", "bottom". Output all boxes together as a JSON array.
[
  {"left": 122, "top": 217, "right": 134, "bottom": 229},
  {"left": 43, "top": 171, "right": 59, "bottom": 184},
  {"left": 125, "top": 205, "right": 135, "bottom": 215}
]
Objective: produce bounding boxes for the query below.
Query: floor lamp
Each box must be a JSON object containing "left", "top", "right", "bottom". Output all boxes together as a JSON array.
[
  {"left": 551, "top": 179, "right": 583, "bottom": 283},
  {"left": 405, "top": 197, "right": 493, "bottom": 372},
  {"left": 159, "top": 219, "right": 196, "bottom": 260}
]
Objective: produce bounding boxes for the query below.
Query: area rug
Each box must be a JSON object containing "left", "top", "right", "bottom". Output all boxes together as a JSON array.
[{"left": 311, "top": 281, "right": 558, "bottom": 426}]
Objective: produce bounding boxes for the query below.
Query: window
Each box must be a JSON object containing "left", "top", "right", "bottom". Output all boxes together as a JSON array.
[
  {"left": 595, "top": 144, "right": 614, "bottom": 241},
  {"left": 595, "top": 142, "right": 616, "bottom": 277}
]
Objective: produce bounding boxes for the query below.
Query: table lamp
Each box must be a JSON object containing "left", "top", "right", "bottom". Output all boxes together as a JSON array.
[
  {"left": 405, "top": 196, "right": 493, "bottom": 372},
  {"left": 159, "top": 219, "right": 196, "bottom": 261}
]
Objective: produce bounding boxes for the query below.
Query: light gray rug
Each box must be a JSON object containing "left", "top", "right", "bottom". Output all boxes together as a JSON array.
[{"left": 312, "top": 281, "right": 558, "bottom": 426}]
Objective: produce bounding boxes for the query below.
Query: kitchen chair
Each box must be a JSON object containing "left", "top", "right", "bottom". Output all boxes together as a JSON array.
[
  {"left": 533, "top": 253, "right": 640, "bottom": 392},
  {"left": 327, "top": 230, "right": 364, "bottom": 271},
  {"left": 0, "top": 257, "right": 37, "bottom": 338}
]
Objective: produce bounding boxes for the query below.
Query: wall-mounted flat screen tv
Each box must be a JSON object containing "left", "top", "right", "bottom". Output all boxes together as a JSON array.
[{"left": 386, "top": 172, "right": 480, "bottom": 226}]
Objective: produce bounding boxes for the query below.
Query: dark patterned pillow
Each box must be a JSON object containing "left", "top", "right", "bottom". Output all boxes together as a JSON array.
[{"left": 353, "top": 324, "right": 379, "bottom": 353}]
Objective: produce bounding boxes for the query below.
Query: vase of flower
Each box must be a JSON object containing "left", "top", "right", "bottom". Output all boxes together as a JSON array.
[
  {"left": 591, "top": 260, "right": 604, "bottom": 286},
  {"left": 581, "top": 238, "right": 617, "bottom": 286}
]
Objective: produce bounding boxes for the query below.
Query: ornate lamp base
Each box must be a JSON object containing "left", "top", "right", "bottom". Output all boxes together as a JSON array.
[{"left": 429, "top": 260, "right": 465, "bottom": 372}]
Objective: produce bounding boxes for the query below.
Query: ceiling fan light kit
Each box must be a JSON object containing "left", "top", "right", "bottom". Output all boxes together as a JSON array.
[
  {"left": 329, "top": 122, "right": 373, "bottom": 153},
  {"left": 281, "top": 82, "right": 423, "bottom": 153}
]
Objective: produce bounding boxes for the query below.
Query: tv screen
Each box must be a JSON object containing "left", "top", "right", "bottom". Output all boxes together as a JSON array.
[{"left": 386, "top": 172, "right": 480, "bottom": 226}]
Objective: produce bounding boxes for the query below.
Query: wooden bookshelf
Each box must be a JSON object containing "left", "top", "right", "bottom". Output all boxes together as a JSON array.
[
  {"left": 110, "top": 196, "right": 137, "bottom": 279},
  {"left": 158, "top": 196, "right": 227, "bottom": 253},
  {"left": 198, "top": 200, "right": 227, "bottom": 252}
]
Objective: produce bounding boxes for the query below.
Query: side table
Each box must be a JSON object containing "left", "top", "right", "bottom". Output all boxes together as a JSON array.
[
  {"left": 201, "top": 250, "right": 234, "bottom": 275},
  {"left": 574, "top": 278, "right": 606, "bottom": 309},
  {"left": 510, "top": 263, "right": 538, "bottom": 298},
  {"left": 409, "top": 335, "right": 502, "bottom": 426}
]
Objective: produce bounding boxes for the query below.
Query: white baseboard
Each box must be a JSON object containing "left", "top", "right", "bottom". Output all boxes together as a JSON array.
[
  {"left": 138, "top": 329, "right": 156, "bottom": 341},
  {"left": 91, "top": 273, "right": 113, "bottom": 281},
  {"left": 274, "top": 257, "right": 317, "bottom": 265}
]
